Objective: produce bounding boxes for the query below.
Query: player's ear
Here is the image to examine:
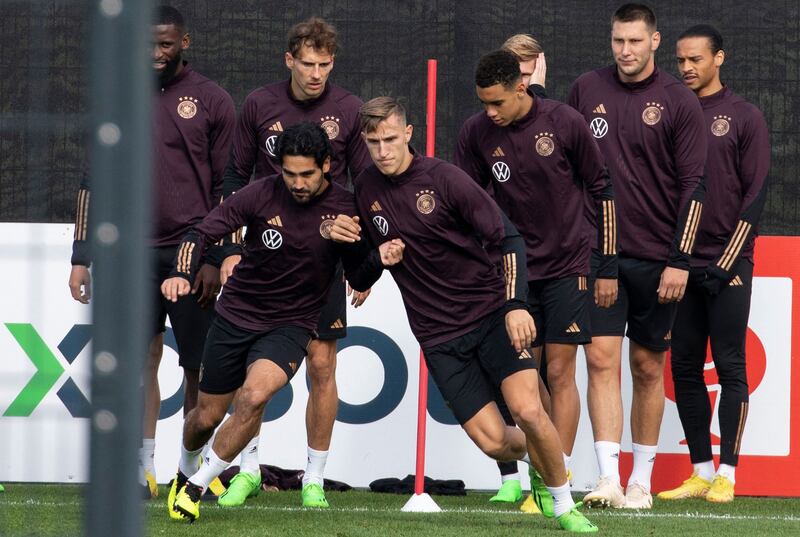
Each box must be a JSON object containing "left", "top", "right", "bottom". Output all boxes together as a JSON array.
[
  {"left": 651, "top": 30, "right": 661, "bottom": 51},
  {"left": 181, "top": 32, "right": 190, "bottom": 51},
  {"left": 322, "top": 156, "right": 331, "bottom": 174},
  {"left": 285, "top": 52, "right": 294, "bottom": 71},
  {"left": 405, "top": 124, "right": 413, "bottom": 142},
  {"left": 715, "top": 49, "right": 725, "bottom": 68}
]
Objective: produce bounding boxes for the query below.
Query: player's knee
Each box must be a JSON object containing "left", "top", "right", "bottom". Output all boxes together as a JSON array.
[
  {"left": 307, "top": 357, "right": 336, "bottom": 386},
  {"left": 630, "top": 358, "right": 663, "bottom": 386},
  {"left": 192, "top": 404, "right": 225, "bottom": 434},
  {"left": 585, "top": 350, "right": 618, "bottom": 377},
  {"left": 510, "top": 403, "right": 547, "bottom": 431},
  {"left": 476, "top": 435, "right": 507, "bottom": 460},
  {"left": 236, "top": 386, "right": 271, "bottom": 420},
  {"left": 546, "top": 363, "right": 576, "bottom": 391}
]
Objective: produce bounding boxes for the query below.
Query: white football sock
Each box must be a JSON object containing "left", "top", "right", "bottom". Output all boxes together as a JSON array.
[
  {"left": 140, "top": 438, "right": 156, "bottom": 477},
  {"left": 179, "top": 444, "right": 203, "bottom": 478},
  {"left": 546, "top": 481, "right": 575, "bottom": 517},
  {"left": 594, "top": 441, "right": 620, "bottom": 482},
  {"left": 716, "top": 463, "right": 736, "bottom": 483},
  {"left": 519, "top": 453, "right": 531, "bottom": 466},
  {"left": 693, "top": 460, "right": 715, "bottom": 482},
  {"left": 302, "top": 447, "right": 328, "bottom": 487},
  {"left": 501, "top": 471, "right": 520, "bottom": 483},
  {"left": 239, "top": 435, "right": 260, "bottom": 475},
  {"left": 628, "top": 443, "right": 658, "bottom": 491},
  {"left": 189, "top": 447, "right": 229, "bottom": 491}
]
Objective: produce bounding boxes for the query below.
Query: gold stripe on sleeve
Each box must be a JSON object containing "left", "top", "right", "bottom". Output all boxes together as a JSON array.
[
  {"left": 686, "top": 203, "right": 703, "bottom": 253},
  {"left": 679, "top": 200, "right": 703, "bottom": 253},
  {"left": 718, "top": 221, "right": 752, "bottom": 272}
]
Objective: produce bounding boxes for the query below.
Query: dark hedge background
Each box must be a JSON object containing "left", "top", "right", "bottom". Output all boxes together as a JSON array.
[{"left": 2, "top": 0, "right": 797, "bottom": 233}]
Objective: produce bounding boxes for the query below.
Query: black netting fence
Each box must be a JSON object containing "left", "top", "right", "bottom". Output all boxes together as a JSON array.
[{"left": 2, "top": 0, "right": 798, "bottom": 233}]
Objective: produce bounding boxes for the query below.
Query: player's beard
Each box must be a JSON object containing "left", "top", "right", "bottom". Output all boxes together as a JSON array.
[{"left": 158, "top": 52, "right": 183, "bottom": 85}]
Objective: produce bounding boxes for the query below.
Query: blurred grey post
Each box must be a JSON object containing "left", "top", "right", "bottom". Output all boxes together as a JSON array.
[{"left": 87, "top": 1, "right": 153, "bottom": 536}]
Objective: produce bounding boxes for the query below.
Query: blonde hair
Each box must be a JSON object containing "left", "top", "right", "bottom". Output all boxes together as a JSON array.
[
  {"left": 502, "top": 34, "right": 543, "bottom": 61},
  {"left": 359, "top": 96, "right": 407, "bottom": 133}
]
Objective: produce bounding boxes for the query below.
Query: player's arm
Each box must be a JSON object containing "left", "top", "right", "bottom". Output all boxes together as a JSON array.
[
  {"left": 69, "top": 171, "right": 92, "bottom": 303},
  {"left": 566, "top": 109, "right": 618, "bottom": 307},
  {"left": 447, "top": 171, "right": 533, "bottom": 350},
  {"left": 344, "top": 102, "right": 373, "bottom": 184},
  {"left": 661, "top": 95, "right": 708, "bottom": 303},
  {"left": 192, "top": 91, "right": 239, "bottom": 304},
  {"left": 453, "top": 122, "right": 492, "bottom": 189},
  {"left": 162, "top": 190, "right": 253, "bottom": 302},
  {"left": 703, "top": 109, "right": 770, "bottom": 295}
]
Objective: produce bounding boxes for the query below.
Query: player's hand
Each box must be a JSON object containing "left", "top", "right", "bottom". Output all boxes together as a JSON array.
[
  {"left": 220, "top": 254, "right": 241, "bottom": 286},
  {"left": 193, "top": 263, "right": 221, "bottom": 307},
  {"left": 531, "top": 52, "right": 547, "bottom": 87},
  {"left": 347, "top": 284, "right": 372, "bottom": 308},
  {"left": 657, "top": 266, "right": 689, "bottom": 303},
  {"left": 594, "top": 277, "right": 618, "bottom": 308},
  {"left": 505, "top": 309, "right": 536, "bottom": 353},
  {"left": 68, "top": 265, "right": 92, "bottom": 304},
  {"left": 378, "top": 239, "right": 405, "bottom": 266},
  {"left": 162, "top": 276, "right": 191, "bottom": 303},
  {"left": 330, "top": 215, "right": 362, "bottom": 243}
]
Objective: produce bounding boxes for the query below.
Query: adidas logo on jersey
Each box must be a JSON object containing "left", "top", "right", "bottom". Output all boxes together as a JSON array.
[
  {"left": 370, "top": 201, "right": 383, "bottom": 212},
  {"left": 267, "top": 216, "right": 283, "bottom": 227},
  {"left": 518, "top": 349, "right": 533, "bottom": 360},
  {"left": 269, "top": 121, "right": 284, "bottom": 132},
  {"left": 492, "top": 147, "right": 505, "bottom": 157},
  {"left": 566, "top": 322, "right": 581, "bottom": 334},
  {"left": 593, "top": 104, "right": 607, "bottom": 114},
  {"left": 330, "top": 319, "right": 345, "bottom": 329}
]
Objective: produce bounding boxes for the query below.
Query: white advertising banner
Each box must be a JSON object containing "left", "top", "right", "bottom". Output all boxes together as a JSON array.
[{"left": 0, "top": 224, "right": 796, "bottom": 496}]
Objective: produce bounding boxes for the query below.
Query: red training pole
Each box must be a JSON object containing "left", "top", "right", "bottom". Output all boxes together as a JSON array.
[{"left": 412, "top": 59, "right": 437, "bottom": 497}]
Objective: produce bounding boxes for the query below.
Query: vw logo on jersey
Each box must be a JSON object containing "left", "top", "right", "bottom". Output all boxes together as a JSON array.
[
  {"left": 372, "top": 215, "right": 389, "bottom": 236},
  {"left": 262, "top": 228, "right": 283, "bottom": 249},
  {"left": 265, "top": 135, "right": 278, "bottom": 157},
  {"left": 491, "top": 161, "right": 511, "bottom": 183},
  {"left": 590, "top": 117, "right": 609, "bottom": 138}
]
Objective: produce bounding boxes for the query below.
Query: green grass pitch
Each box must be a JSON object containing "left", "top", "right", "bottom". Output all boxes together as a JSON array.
[{"left": 2, "top": 484, "right": 799, "bottom": 536}]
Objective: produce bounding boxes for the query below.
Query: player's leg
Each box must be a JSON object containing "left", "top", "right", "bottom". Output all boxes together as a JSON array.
[
  {"left": 540, "top": 275, "right": 592, "bottom": 478},
  {"left": 489, "top": 393, "right": 523, "bottom": 503},
  {"left": 302, "top": 269, "right": 346, "bottom": 506},
  {"left": 583, "top": 262, "right": 627, "bottom": 508},
  {"left": 141, "top": 333, "right": 163, "bottom": 498},
  {"left": 625, "top": 258, "right": 680, "bottom": 509},
  {"left": 706, "top": 259, "right": 753, "bottom": 503},
  {"left": 658, "top": 271, "right": 713, "bottom": 500},
  {"left": 175, "top": 324, "right": 312, "bottom": 521}
]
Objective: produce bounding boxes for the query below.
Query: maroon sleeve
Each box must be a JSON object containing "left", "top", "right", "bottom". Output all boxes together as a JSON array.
[
  {"left": 170, "top": 184, "right": 261, "bottom": 282},
  {"left": 343, "top": 100, "right": 372, "bottom": 180},
  {"left": 668, "top": 92, "right": 708, "bottom": 270},
  {"left": 229, "top": 95, "right": 259, "bottom": 181},
  {"left": 706, "top": 106, "right": 770, "bottom": 283},
  {"left": 453, "top": 119, "right": 491, "bottom": 189},
  {"left": 209, "top": 91, "right": 237, "bottom": 202},
  {"left": 442, "top": 165, "right": 528, "bottom": 309},
  {"left": 562, "top": 107, "right": 617, "bottom": 277}
]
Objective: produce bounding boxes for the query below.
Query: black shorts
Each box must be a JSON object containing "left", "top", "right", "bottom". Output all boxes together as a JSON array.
[
  {"left": 588, "top": 254, "right": 677, "bottom": 352},
  {"left": 315, "top": 263, "right": 347, "bottom": 340},
  {"left": 528, "top": 275, "right": 592, "bottom": 347},
  {"left": 152, "top": 246, "right": 216, "bottom": 370},
  {"left": 198, "top": 315, "right": 314, "bottom": 395},
  {"left": 421, "top": 308, "right": 538, "bottom": 425}
]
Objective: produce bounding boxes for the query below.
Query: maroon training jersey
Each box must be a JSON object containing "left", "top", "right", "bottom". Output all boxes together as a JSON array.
[
  {"left": 228, "top": 80, "right": 371, "bottom": 189},
  {"left": 691, "top": 86, "right": 770, "bottom": 272},
  {"left": 568, "top": 66, "right": 707, "bottom": 268},
  {"left": 455, "top": 94, "right": 616, "bottom": 281},
  {"left": 71, "top": 63, "right": 236, "bottom": 263},
  {"left": 354, "top": 153, "right": 527, "bottom": 347},
  {"left": 172, "top": 177, "right": 381, "bottom": 332}
]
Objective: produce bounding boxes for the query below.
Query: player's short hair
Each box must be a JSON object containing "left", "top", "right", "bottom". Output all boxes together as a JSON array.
[
  {"left": 287, "top": 17, "right": 338, "bottom": 57},
  {"left": 275, "top": 122, "right": 332, "bottom": 170},
  {"left": 359, "top": 97, "right": 408, "bottom": 133},
  {"left": 678, "top": 24, "right": 724, "bottom": 55},
  {"left": 154, "top": 5, "right": 186, "bottom": 33},
  {"left": 502, "top": 34, "right": 543, "bottom": 61},
  {"left": 612, "top": 3, "right": 657, "bottom": 31},
  {"left": 475, "top": 49, "right": 522, "bottom": 89}
]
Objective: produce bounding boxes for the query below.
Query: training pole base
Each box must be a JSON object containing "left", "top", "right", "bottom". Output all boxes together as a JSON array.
[{"left": 401, "top": 493, "right": 441, "bottom": 512}]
